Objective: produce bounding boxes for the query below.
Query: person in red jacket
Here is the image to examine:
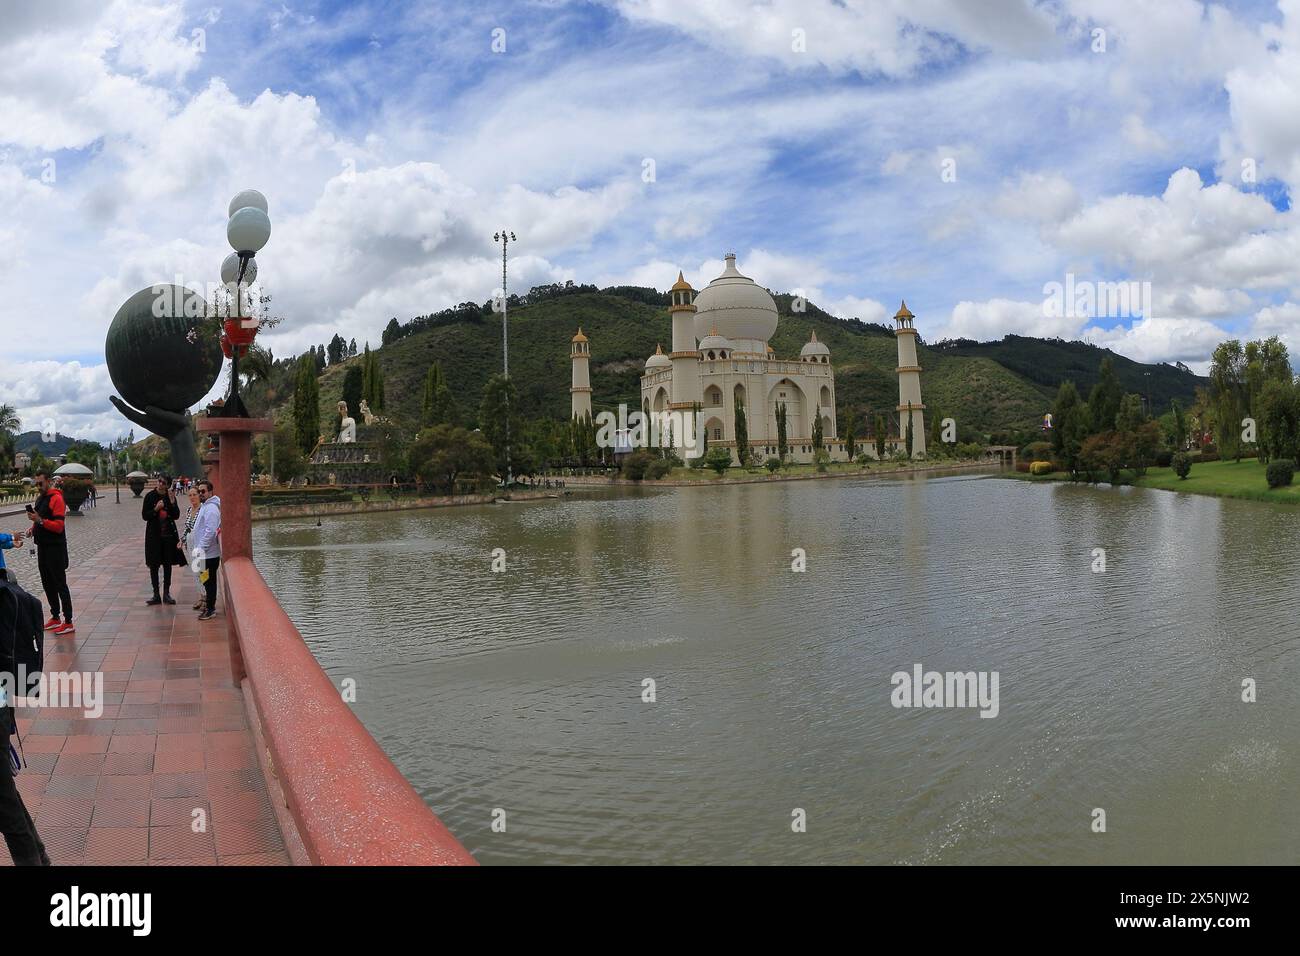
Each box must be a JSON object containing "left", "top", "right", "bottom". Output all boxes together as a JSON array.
[{"left": 25, "top": 472, "right": 73, "bottom": 635}]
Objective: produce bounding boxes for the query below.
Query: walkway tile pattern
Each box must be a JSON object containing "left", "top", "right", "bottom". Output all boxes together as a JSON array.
[{"left": 4, "top": 534, "right": 290, "bottom": 866}]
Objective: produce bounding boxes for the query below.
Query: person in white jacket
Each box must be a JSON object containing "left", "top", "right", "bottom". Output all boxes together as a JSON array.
[{"left": 191, "top": 480, "right": 222, "bottom": 621}]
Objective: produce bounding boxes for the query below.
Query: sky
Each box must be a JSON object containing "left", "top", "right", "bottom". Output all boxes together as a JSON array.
[{"left": 2, "top": 0, "right": 1300, "bottom": 443}]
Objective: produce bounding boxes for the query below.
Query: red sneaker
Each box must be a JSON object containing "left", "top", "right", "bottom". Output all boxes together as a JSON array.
[
  {"left": 43, "top": 617, "right": 60, "bottom": 630},
  {"left": 53, "top": 621, "right": 75, "bottom": 635}
]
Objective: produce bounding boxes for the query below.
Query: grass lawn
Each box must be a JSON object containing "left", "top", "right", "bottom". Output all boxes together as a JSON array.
[{"left": 1006, "top": 457, "right": 1300, "bottom": 504}]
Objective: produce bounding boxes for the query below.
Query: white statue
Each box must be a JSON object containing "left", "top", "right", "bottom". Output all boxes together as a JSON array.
[
  {"left": 337, "top": 400, "right": 356, "bottom": 443},
  {"left": 360, "top": 399, "right": 376, "bottom": 425}
]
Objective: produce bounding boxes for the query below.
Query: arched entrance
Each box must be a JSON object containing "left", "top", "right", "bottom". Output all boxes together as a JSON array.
[{"left": 768, "top": 379, "right": 804, "bottom": 440}]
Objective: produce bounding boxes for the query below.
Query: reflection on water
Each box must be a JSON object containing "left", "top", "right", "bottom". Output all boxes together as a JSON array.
[{"left": 254, "top": 473, "right": 1300, "bottom": 864}]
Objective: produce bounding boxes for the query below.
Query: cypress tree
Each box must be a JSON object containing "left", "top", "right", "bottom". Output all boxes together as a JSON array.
[
  {"left": 292, "top": 353, "right": 320, "bottom": 454},
  {"left": 776, "top": 402, "right": 787, "bottom": 460},
  {"left": 422, "top": 362, "right": 451, "bottom": 426},
  {"left": 734, "top": 400, "right": 748, "bottom": 466}
]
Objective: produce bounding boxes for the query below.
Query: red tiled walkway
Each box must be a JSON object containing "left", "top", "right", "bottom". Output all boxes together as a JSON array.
[{"left": 7, "top": 538, "right": 290, "bottom": 865}]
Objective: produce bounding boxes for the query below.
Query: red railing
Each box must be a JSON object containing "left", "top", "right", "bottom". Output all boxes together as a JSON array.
[{"left": 221, "top": 556, "right": 476, "bottom": 865}]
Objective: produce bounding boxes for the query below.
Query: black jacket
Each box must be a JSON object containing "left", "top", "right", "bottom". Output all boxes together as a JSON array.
[
  {"left": 142, "top": 490, "right": 184, "bottom": 567},
  {"left": 30, "top": 488, "right": 67, "bottom": 554}
]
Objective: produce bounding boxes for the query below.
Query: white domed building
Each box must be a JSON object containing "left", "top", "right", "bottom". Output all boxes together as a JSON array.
[
  {"left": 645, "top": 253, "right": 842, "bottom": 463},
  {"left": 571, "top": 252, "right": 924, "bottom": 464}
]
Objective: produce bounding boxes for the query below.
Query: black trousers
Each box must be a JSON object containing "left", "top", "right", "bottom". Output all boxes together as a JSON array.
[
  {"left": 36, "top": 547, "right": 72, "bottom": 623},
  {"left": 204, "top": 557, "right": 221, "bottom": 612},
  {"left": 149, "top": 561, "right": 174, "bottom": 596},
  {"left": 0, "top": 727, "right": 49, "bottom": 865}
]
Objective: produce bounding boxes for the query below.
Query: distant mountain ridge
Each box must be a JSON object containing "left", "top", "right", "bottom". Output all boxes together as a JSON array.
[
  {"left": 13, "top": 431, "right": 75, "bottom": 455},
  {"left": 291, "top": 284, "right": 1206, "bottom": 441}
]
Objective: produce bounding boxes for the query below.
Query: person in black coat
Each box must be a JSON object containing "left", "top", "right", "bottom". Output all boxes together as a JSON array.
[
  {"left": 0, "top": 579, "right": 50, "bottom": 865},
  {"left": 142, "top": 476, "right": 183, "bottom": 606}
]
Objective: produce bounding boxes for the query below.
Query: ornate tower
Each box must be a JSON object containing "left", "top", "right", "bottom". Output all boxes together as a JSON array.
[
  {"left": 668, "top": 271, "right": 701, "bottom": 412},
  {"left": 894, "top": 301, "right": 926, "bottom": 458},
  {"left": 571, "top": 328, "right": 592, "bottom": 420}
]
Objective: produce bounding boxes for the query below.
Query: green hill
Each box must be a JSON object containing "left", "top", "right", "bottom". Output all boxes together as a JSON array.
[
  {"left": 13, "top": 431, "right": 75, "bottom": 456},
  {"left": 935, "top": 335, "right": 1202, "bottom": 417},
  {"left": 274, "top": 286, "right": 1204, "bottom": 444}
]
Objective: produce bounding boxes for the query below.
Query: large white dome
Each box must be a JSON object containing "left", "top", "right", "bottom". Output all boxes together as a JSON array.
[{"left": 693, "top": 254, "right": 778, "bottom": 346}]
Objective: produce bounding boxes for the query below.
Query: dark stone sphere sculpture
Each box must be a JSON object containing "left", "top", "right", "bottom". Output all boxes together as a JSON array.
[{"left": 105, "top": 285, "right": 223, "bottom": 478}]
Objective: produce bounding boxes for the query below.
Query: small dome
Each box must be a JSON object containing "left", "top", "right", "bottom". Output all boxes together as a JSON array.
[
  {"left": 572, "top": 327, "right": 588, "bottom": 342},
  {"left": 800, "top": 330, "right": 830, "bottom": 358},
  {"left": 670, "top": 271, "right": 693, "bottom": 293},
  {"left": 645, "top": 343, "right": 671, "bottom": 369},
  {"left": 699, "top": 326, "right": 732, "bottom": 353},
  {"left": 894, "top": 300, "right": 914, "bottom": 320}
]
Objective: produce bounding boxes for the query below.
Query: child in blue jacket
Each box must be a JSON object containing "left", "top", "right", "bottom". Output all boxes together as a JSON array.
[{"left": 0, "top": 531, "right": 23, "bottom": 572}]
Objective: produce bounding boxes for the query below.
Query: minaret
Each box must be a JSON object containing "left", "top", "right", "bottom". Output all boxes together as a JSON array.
[
  {"left": 571, "top": 327, "right": 592, "bottom": 420},
  {"left": 894, "top": 301, "right": 926, "bottom": 458},
  {"left": 668, "top": 271, "right": 701, "bottom": 411}
]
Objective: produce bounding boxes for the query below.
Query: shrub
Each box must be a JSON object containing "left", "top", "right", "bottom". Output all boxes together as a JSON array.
[
  {"left": 687, "top": 454, "right": 708, "bottom": 469},
  {"left": 705, "top": 447, "right": 733, "bottom": 475},
  {"left": 855, "top": 453, "right": 872, "bottom": 467},
  {"left": 646, "top": 458, "right": 673, "bottom": 480},
  {"left": 1197, "top": 451, "right": 1220, "bottom": 463},
  {"left": 814, "top": 449, "right": 831, "bottom": 472},
  {"left": 1023, "top": 441, "right": 1053, "bottom": 461},
  {"left": 1015, "top": 460, "right": 1031, "bottom": 473},
  {"left": 1266, "top": 458, "right": 1295, "bottom": 488},
  {"left": 954, "top": 442, "right": 984, "bottom": 459},
  {"left": 1201, "top": 442, "right": 1217, "bottom": 455},
  {"left": 1154, "top": 449, "right": 1173, "bottom": 468},
  {"left": 764, "top": 456, "right": 781, "bottom": 473},
  {"left": 621, "top": 450, "right": 656, "bottom": 480},
  {"left": 662, "top": 453, "right": 684, "bottom": 469},
  {"left": 1171, "top": 452, "right": 1191, "bottom": 480},
  {"left": 1029, "top": 461, "right": 1054, "bottom": 476}
]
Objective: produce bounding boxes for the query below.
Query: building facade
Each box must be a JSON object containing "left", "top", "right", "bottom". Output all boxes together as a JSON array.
[{"left": 571, "top": 253, "right": 926, "bottom": 463}]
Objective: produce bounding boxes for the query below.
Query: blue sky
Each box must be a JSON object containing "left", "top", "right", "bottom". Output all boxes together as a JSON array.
[{"left": 3, "top": 0, "right": 1300, "bottom": 441}]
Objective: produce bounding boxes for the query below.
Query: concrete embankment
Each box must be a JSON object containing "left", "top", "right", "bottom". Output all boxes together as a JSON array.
[
  {"left": 251, "top": 488, "right": 565, "bottom": 521},
  {"left": 558, "top": 459, "right": 998, "bottom": 488}
]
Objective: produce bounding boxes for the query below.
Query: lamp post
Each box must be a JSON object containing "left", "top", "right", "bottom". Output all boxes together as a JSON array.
[
  {"left": 493, "top": 230, "right": 516, "bottom": 489},
  {"left": 221, "top": 190, "right": 272, "bottom": 418}
]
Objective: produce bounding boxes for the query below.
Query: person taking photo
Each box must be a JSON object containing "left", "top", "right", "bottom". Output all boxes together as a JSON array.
[{"left": 26, "top": 472, "right": 72, "bottom": 635}]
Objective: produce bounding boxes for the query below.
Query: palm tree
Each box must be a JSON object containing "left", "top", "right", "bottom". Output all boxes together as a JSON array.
[
  {"left": 239, "top": 343, "right": 275, "bottom": 390},
  {"left": 0, "top": 403, "right": 19, "bottom": 435}
]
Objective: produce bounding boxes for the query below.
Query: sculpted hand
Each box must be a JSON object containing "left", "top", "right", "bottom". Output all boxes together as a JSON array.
[{"left": 109, "top": 396, "right": 192, "bottom": 440}]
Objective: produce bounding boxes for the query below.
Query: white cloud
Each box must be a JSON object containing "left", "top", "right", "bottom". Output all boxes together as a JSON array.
[
  {"left": 1153, "top": 285, "right": 1252, "bottom": 319},
  {"left": 938, "top": 298, "right": 1084, "bottom": 341},
  {"left": 996, "top": 172, "right": 1080, "bottom": 224},
  {"left": 1250, "top": 300, "right": 1300, "bottom": 357},
  {"left": 0, "top": 359, "right": 119, "bottom": 444},
  {"left": 1080, "top": 316, "right": 1229, "bottom": 366},
  {"left": 1050, "top": 168, "right": 1288, "bottom": 289},
  {"left": 4, "top": 0, "right": 1299, "bottom": 444},
  {"left": 609, "top": 0, "right": 1061, "bottom": 77},
  {"left": 1121, "top": 113, "right": 1169, "bottom": 154}
]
